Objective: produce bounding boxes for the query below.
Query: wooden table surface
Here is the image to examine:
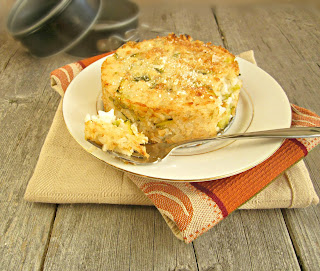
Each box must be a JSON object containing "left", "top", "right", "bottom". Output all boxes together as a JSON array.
[{"left": 1, "top": 2, "right": 320, "bottom": 270}]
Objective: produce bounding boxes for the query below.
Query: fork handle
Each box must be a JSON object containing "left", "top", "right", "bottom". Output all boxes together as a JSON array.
[{"left": 179, "top": 127, "right": 320, "bottom": 147}]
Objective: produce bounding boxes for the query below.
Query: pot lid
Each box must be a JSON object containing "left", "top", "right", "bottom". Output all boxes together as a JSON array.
[
  {"left": 6, "top": 0, "right": 102, "bottom": 57},
  {"left": 7, "top": 0, "right": 72, "bottom": 37}
]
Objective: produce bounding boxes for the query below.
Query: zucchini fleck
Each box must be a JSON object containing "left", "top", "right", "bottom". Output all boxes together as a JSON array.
[
  {"left": 155, "top": 119, "right": 173, "bottom": 128},
  {"left": 217, "top": 107, "right": 232, "bottom": 129},
  {"left": 230, "top": 84, "right": 241, "bottom": 92},
  {"left": 124, "top": 120, "right": 134, "bottom": 134},
  {"left": 134, "top": 75, "right": 150, "bottom": 82},
  {"left": 154, "top": 67, "right": 164, "bottom": 73},
  {"left": 113, "top": 119, "right": 122, "bottom": 127},
  {"left": 116, "top": 79, "right": 125, "bottom": 93},
  {"left": 196, "top": 70, "right": 212, "bottom": 75},
  {"left": 150, "top": 83, "right": 158, "bottom": 89}
]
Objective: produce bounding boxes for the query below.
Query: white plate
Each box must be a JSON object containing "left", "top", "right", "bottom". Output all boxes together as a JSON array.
[{"left": 63, "top": 56, "right": 291, "bottom": 181}]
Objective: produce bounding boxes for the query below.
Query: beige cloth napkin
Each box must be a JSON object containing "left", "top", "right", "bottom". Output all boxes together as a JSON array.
[{"left": 24, "top": 51, "right": 319, "bottom": 208}]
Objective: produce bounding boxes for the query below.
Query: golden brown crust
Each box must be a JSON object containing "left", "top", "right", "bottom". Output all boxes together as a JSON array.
[{"left": 101, "top": 34, "right": 241, "bottom": 143}]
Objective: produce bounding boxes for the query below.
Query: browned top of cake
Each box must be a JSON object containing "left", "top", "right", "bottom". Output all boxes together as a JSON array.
[{"left": 101, "top": 34, "right": 241, "bottom": 111}]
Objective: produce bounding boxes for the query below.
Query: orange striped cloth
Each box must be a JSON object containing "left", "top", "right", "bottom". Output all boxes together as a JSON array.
[{"left": 51, "top": 52, "right": 320, "bottom": 243}]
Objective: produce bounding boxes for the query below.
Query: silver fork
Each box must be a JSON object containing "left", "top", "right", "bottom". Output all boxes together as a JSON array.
[{"left": 89, "top": 127, "right": 320, "bottom": 165}]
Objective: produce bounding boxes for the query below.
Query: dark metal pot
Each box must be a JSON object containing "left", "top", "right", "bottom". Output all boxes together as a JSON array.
[
  {"left": 66, "top": 0, "right": 139, "bottom": 57},
  {"left": 6, "top": 0, "right": 101, "bottom": 57}
]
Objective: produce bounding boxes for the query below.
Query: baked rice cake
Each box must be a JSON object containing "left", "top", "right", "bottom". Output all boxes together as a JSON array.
[
  {"left": 101, "top": 33, "right": 242, "bottom": 143},
  {"left": 84, "top": 109, "right": 149, "bottom": 157}
]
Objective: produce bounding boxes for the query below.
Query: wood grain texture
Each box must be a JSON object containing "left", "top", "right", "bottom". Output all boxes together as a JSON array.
[
  {"left": 269, "top": 5, "right": 320, "bottom": 269},
  {"left": 43, "top": 205, "right": 198, "bottom": 271},
  {"left": 138, "top": 4, "right": 224, "bottom": 44},
  {"left": 283, "top": 207, "right": 320, "bottom": 270},
  {"left": 0, "top": 33, "right": 19, "bottom": 75},
  {"left": 193, "top": 209, "right": 300, "bottom": 270},
  {"left": 0, "top": 28, "right": 76, "bottom": 269},
  {"left": 213, "top": 4, "right": 320, "bottom": 111},
  {"left": 213, "top": 4, "right": 320, "bottom": 270}
]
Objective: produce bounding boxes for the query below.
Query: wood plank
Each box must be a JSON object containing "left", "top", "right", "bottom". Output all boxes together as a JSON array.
[
  {"left": 282, "top": 206, "right": 320, "bottom": 270},
  {"left": 260, "top": 5, "right": 320, "bottom": 270},
  {"left": 0, "top": 0, "right": 18, "bottom": 65},
  {"left": 194, "top": 209, "right": 300, "bottom": 270},
  {"left": 213, "top": 4, "right": 320, "bottom": 111},
  {"left": 213, "top": 4, "right": 320, "bottom": 270},
  {"left": 0, "top": 32, "right": 20, "bottom": 75},
  {"left": 43, "top": 204, "right": 198, "bottom": 271},
  {"left": 0, "top": 36, "right": 76, "bottom": 270},
  {"left": 137, "top": 3, "right": 224, "bottom": 45}
]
